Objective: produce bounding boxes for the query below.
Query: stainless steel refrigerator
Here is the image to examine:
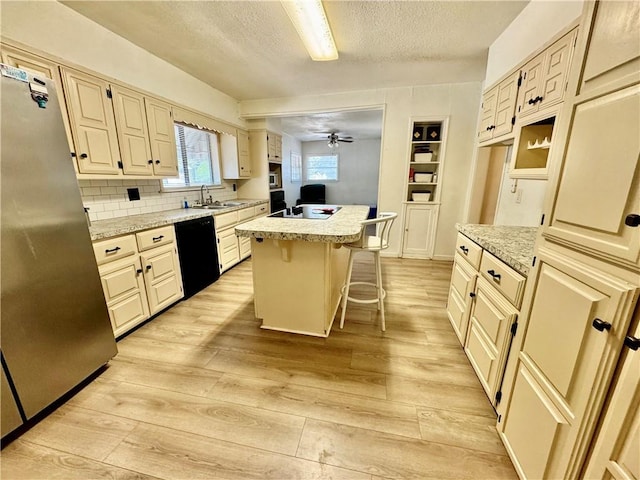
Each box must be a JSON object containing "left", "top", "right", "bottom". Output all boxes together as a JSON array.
[{"left": 1, "top": 64, "right": 117, "bottom": 439}]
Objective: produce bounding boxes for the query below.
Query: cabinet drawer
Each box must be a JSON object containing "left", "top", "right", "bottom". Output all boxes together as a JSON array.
[
  {"left": 136, "top": 226, "right": 175, "bottom": 252},
  {"left": 215, "top": 211, "right": 238, "bottom": 231},
  {"left": 480, "top": 251, "right": 526, "bottom": 308},
  {"left": 455, "top": 233, "right": 483, "bottom": 269},
  {"left": 237, "top": 206, "right": 254, "bottom": 223},
  {"left": 93, "top": 235, "right": 137, "bottom": 265},
  {"left": 254, "top": 203, "right": 268, "bottom": 217}
]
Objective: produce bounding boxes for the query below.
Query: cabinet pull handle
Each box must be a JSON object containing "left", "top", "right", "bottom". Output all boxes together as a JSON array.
[
  {"left": 469, "top": 292, "right": 476, "bottom": 298},
  {"left": 105, "top": 246, "right": 121, "bottom": 254},
  {"left": 145, "top": 265, "right": 152, "bottom": 271},
  {"left": 80, "top": 153, "right": 88, "bottom": 159},
  {"left": 459, "top": 245, "right": 469, "bottom": 254},
  {"left": 487, "top": 269, "right": 501, "bottom": 281},
  {"left": 624, "top": 214, "right": 640, "bottom": 227},
  {"left": 152, "top": 235, "right": 164, "bottom": 242},
  {"left": 592, "top": 318, "right": 612, "bottom": 332},
  {"left": 624, "top": 335, "right": 640, "bottom": 351}
]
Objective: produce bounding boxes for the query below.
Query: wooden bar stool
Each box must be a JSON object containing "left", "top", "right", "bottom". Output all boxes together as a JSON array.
[{"left": 339, "top": 212, "right": 397, "bottom": 331}]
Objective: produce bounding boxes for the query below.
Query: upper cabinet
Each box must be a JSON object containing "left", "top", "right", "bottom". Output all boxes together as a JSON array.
[
  {"left": 61, "top": 67, "right": 122, "bottom": 175},
  {"left": 478, "top": 71, "right": 520, "bottom": 143},
  {"left": 516, "top": 29, "right": 578, "bottom": 121},
  {"left": 221, "top": 129, "right": 252, "bottom": 179},
  {"left": 61, "top": 67, "right": 178, "bottom": 178},
  {"left": 267, "top": 132, "right": 282, "bottom": 163}
]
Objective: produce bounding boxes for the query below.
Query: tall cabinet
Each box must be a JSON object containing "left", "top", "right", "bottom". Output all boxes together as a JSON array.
[
  {"left": 496, "top": 2, "right": 640, "bottom": 479},
  {"left": 402, "top": 118, "right": 447, "bottom": 258}
]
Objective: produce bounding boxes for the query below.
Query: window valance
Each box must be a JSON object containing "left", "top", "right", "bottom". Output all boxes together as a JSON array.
[{"left": 172, "top": 106, "right": 236, "bottom": 136}]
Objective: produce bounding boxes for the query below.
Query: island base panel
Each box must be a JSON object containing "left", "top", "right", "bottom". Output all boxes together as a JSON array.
[{"left": 251, "top": 238, "right": 349, "bottom": 336}]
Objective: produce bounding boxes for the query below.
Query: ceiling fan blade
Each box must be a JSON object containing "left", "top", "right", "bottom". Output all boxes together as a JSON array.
[{"left": 338, "top": 139, "right": 354, "bottom": 143}]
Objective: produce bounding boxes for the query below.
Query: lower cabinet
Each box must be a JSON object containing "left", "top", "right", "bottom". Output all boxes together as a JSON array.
[
  {"left": 447, "top": 252, "right": 478, "bottom": 343},
  {"left": 402, "top": 204, "right": 438, "bottom": 258},
  {"left": 93, "top": 225, "right": 183, "bottom": 337},
  {"left": 497, "top": 248, "right": 638, "bottom": 479},
  {"left": 215, "top": 203, "right": 268, "bottom": 273},
  {"left": 217, "top": 227, "right": 241, "bottom": 273}
]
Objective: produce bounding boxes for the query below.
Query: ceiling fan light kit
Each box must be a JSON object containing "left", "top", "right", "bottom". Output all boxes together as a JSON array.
[
  {"left": 281, "top": 0, "right": 338, "bottom": 61},
  {"left": 327, "top": 132, "right": 353, "bottom": 148}
]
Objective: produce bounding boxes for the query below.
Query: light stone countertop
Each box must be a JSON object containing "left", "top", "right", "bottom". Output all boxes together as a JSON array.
[
  {"left": 235, "top": 205, "right": 370, "bottom": 243},
  {"left": 457, "top": 224, "right": 538, "bottom": 277},
  {"left": 89, "top": 199, "right": 268, "bottom": 241}
]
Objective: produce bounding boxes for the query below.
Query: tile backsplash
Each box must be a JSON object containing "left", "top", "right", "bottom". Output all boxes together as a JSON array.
[{"left": 79, "top": 179, "right": 237, "bottom": 222}]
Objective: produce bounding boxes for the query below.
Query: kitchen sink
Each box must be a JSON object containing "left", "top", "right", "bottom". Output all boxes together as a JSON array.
[{"left": 191, "top": 204, "right": 228, "bottom": 210}]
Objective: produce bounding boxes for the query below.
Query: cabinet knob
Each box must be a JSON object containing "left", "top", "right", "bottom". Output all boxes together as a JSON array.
[
  {"left": 148, "top": 160, "right": 153, "bottom": 165},
  {"left": 155, "top": 160, "right": 160, "bottom": 164},
  {"left": 528, "top": 98, "right": 535, "bottom": 105},
  {"left": 592, "top": 318, "right": 612, "bottom": 332},
  {"left": 535, "top": 96, "right": 544, "bottom": 104},
  {"left": 80, "top": 153, "right": 88, "bottom": 159},
  {"left": 624, "top": 214, "right": 640, "bottom": 227},
  {"left": 145, "top": 265, "right": 152, "bottom": 271},
  {"left": 136, "top": 268, "right": 143, "bottom": 275},
  {"left": 624, "top": 335, "right": 640, "bottom": 351},
  {"left": 469, "top": 292, "right": 476, "bottom": 298}
]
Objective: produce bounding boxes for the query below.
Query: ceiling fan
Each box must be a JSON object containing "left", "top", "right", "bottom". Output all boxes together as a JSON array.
[{"left": 325, "top": 132, "right": 353, "bottom": 148}]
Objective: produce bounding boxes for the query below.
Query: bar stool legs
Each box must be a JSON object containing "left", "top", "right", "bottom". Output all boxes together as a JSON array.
[{"left": 339, "top": 249, "right": 387, "bottom": 332}]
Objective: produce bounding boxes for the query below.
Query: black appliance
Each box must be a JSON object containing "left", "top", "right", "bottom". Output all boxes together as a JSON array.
[
  {"left": 174, "top": 216, "right": 220, "bottom": 298},
  {"left": 268, "top": 205, "right": 341, "bottom": 219},
  {"left": 270, "top": 190, "right": 286, "bottom": 213}
]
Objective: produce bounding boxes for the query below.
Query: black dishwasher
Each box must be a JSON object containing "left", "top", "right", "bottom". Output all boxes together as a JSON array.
[{"left": 175, "top": 216, "right": 220, "bottom": 299}]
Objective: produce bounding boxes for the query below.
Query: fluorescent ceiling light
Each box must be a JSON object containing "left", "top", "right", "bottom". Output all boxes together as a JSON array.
[{"left": 281, "top": 0, "right": 338, "bottom": 61}]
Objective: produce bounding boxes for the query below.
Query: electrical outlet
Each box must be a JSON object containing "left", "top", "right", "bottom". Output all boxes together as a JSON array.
[{"left": 515, "top": 188, "right": 523, "bottom": 204}]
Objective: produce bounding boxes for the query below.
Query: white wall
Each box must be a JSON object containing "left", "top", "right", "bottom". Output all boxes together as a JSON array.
[
  {"left": 481, "top": 0, "right": 583, "bottom": 226},
  {"left": 241, "top": 82, "right": 482, "bottom": 258},
  {"left": 280, "top": 133, "right": 303, "bottom": 207},
  {"left": 485, "top": 0, "right": 584, "bottom": 87},
  {"left": 299, "top": 139, "right": 381, "bottom": 207}
]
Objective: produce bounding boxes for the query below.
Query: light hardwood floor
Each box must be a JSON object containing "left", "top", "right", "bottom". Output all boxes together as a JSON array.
[{"left": 1, "top": 256, "right": 518, "bottom": 480}]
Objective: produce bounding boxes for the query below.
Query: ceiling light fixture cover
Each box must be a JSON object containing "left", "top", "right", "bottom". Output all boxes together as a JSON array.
[{"left": 281, "top": 0, "right": 338, "bottom": 61}]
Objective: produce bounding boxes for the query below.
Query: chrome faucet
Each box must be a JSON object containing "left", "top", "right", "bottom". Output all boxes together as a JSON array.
[{"left": 200, "top": 185, "right": 208, "bottom": 205}]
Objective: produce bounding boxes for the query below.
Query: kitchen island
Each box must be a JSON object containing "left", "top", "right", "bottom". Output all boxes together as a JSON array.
[{"left": 236, "top": 205, "right": 370, "bottom": 337}]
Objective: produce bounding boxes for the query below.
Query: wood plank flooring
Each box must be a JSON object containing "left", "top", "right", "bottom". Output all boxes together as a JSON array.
[{"left": 1, "top": 255, "right": 518, "bottom": 479}]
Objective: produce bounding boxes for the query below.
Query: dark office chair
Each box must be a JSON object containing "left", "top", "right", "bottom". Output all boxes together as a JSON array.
[{"left": 296, "top": 184, "right": 326, "bottom": 205}]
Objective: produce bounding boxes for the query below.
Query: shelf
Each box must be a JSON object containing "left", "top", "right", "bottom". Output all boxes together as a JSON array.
[
  {"left": 412, "top": 140, "right": 441, "bottom": 144},
  {"left": 408, "top": 182, "right": 437, "bottom": 186},
  {"left": 527, "top": 137, "right": 551, "bottom": 150},
  {"left": 410, "top": 161, "right": 440, "bottom": 165}
]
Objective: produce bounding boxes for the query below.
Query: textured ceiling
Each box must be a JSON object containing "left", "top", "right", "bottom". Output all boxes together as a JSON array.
[
  {"left": 279, "top": 109, "right": 384, "bottom": 142},
  {"left": 61, "top": 0, "right": 529, "bottom": 102}
]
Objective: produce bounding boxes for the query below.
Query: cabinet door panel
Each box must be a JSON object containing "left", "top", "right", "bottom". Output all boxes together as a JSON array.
[
  {"left": 237, "top": 130, "right": 251, "bottom": 177},
  {"left": 100, "top": 261, "right": 141, "bottom": 303},
  {"left": 146, "top": 98, "right": 178, "bottom": 177},
  {"left": 547, "top": 84, "right": 640, "bottom": 264},
  {"left": 147, "top": 274, "right": 181, "bottom": 314},
  {"left": 493, "top": 72, "right": 519, "bottom": 137},
  {"left": 142, "top": 246, "right": 177, "bottom": 282},
  {"left": 540, "top": 30, "right": 576, "bottom": 109},
  {"left": 478, "top": 86, "right": 497, "bottom": 142},
  {"left": 501, "top": 249, "right": 639, "bottom": 479},
  {"left": 111, "top": 85, "right": 152, "bottom": 176},
  {"left": 583, "top": 319, "right": 639, "bottom": 480},
  {"left": 218, "top": 228, "right": 240, "bottom": 271},
  {"left": 518, "top": 54, "right": 545, "bottom": 118},
  {"left": 402, "top": 205, "right": 438, "bottom": 258},
  {"left": 108, "top": 293, "right": 148, "bottom": 332},
  {"left": 61, "top": 68, "right": 120, "bottom": 174},
  {"left": 446, "top": 254, "right": 477, "bottom": 344},
  {"left": 465, "top": 323, "right": 497, "bottom": 393},
  {"left": 502, "top": 362, "right": 567, "bottom": 480}
]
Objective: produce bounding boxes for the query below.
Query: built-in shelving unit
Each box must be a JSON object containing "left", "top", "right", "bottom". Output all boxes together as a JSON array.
[{"left": 509, "top": 115, "right": 556, "bottom": 178}]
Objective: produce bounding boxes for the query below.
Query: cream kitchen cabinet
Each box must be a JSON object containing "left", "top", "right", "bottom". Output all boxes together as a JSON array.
[
  {"left": 61, "top": 67, "right": 122, "bottom": 175},
  {"left": 215, "top": 205, "right": 263, "bottom": 273},
  {"left": 446, "top": 233, "right": 482, "bottom": 344},
  {"left": 478, "top": 71, "right": 520, "bottom": 143},
  {"left": 144, "top": 97, "right": 178, "bottom": 177},
  {"left": 497, "top": 248, "right": 638, "bottom": 480},
  {"left": 93, "top": 235, "right": 150, "bottom": 337},
  {"left": 267, "top": 131, "right": 282, "bottom": 163},
  {"left": 221, "top": 129, "right": 252, "bottom": 179},
  {"left": 93, "top": 226, "right": 183, "bottom": 337},
  {"left": 517, "top": 29, "right": 578, "bottom": 121},
  {"left": 401, "top": 204, "right": 438, "bottom": 258},
  {"left": 136, "top": 226, "right": 183, "bottom": 315}
]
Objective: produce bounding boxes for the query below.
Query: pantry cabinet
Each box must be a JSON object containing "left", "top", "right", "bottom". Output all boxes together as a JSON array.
[{"left": 61, "top": 67, "right": 121, "bottom": 175}]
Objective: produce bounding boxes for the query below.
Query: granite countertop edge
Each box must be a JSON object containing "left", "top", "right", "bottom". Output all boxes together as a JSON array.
[
  {"left": 456, "top": 224, "right": 538, "bottom": 277},
  {"left": 235, "top": 205, "right": 370, "bottom": 243},
  {"left": 90, "top": 199, "right": 268, "bottom": 241}
]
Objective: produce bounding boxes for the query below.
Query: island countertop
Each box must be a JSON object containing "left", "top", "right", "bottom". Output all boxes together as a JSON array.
[
  {"left": 457, "top": 224, "right": 538, "bottom": 276},
  {"left": 236, "top": 205, "right": 370, "bottom": 243}
]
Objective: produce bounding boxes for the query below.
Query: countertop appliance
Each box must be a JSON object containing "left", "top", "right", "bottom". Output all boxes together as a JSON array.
[
  {"left": 268, "top": 205, "right": 341, "bottom": 219},
  {"left": 270, "top": 190, "right": 286, "bottom": 213},
  {"left": 1, "top": 65, "right": 117, "bottom": 440},
  {"left": 175, "top": 216, "right": 220, "bottom": 298}
]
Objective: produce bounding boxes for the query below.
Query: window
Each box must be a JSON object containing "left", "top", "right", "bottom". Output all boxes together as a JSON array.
[
  {"left": 305, "top": 154, "right": 338, "bottom": 181},
  {"left": 162, "top": 124, "right": 221, "bottom": 189}
]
